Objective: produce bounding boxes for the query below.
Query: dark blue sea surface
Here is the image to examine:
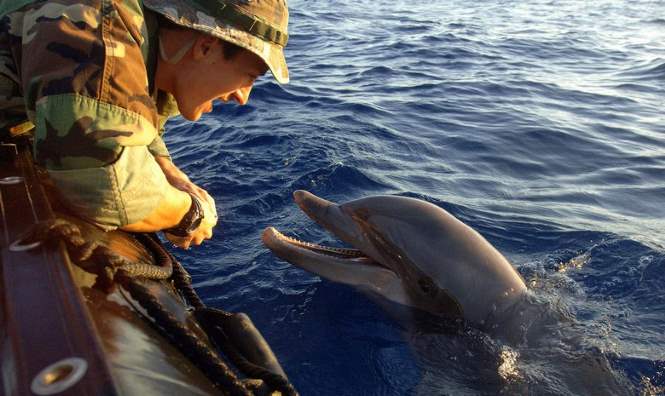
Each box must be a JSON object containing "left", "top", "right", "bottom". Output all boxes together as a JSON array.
[{"left": 165, "top": 0, "right": 665, "bottom": 394}]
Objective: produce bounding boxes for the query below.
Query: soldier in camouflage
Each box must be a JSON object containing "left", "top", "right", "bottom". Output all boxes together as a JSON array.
[{"left": 0, "top": 0, "right": 289, "bottom": 248}]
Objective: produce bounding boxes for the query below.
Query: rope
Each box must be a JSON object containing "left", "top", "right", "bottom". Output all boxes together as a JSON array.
[
  {"left": 118, "top": 276, "right": 251, "bottom": 396},
  {"left": 15, "top": 219, "right": 173, "bottom": 286},
  {"left": 161, "top": 236, "right": 205, "bottom": 309}
]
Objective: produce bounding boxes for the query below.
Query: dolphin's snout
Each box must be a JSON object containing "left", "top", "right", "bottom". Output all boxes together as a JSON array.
[
  {"left": 293, "top": 190, "right": 335, "bottom": 220},
  {"left": 293, "top": 190, "right": 321, "bottom": 207},
  {"left": 292, "top": 190, "right": 309, "bottom": 205}
]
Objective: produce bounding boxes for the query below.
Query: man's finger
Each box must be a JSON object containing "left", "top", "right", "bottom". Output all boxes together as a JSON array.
[{"left": 192, "top": 235, "right": 204, "bottom": 246}]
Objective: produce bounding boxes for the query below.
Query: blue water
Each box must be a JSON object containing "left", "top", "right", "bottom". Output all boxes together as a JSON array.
[{"left": 165, "top": 0, "right": 665, "bottom": 394}]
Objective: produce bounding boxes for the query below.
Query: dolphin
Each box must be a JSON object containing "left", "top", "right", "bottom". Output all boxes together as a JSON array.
[
  {"left": 261, "top": 191, "right": 636, "bottom": 393},
  {"left": 261, "top": 190, "right": 528, "bottom": 330}
]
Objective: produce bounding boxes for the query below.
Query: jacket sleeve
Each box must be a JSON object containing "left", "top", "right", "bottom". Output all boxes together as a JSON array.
[
  {"left": 148, "top": 134, "right": 171, "bottom": 158},
  {"left": 148, "top": 90, "right": 181, "bottom": 159},
  {"left": 11, "top": 0, "right": 171, "bottom": 228}
]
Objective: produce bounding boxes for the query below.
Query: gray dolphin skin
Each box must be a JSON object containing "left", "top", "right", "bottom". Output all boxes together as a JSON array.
[{"left": 262, "top": 190, "right": 527, "bottom": 327}]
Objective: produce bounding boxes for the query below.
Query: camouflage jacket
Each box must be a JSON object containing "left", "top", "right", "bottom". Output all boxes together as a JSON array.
[{"left": 0, "top": 0, "right": 180, "bottom": 228}]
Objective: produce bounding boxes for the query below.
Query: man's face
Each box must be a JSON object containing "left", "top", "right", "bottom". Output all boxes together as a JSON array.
[{"left": 172, "top": 37, "right": 269, "bottom": 121}]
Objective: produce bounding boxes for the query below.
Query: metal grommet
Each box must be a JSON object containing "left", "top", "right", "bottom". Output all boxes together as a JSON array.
[
  {"left": 9, "top": 237, "right": 41, "bottom": 252},
  {"left": 30, "top": 357, "right": 88, "bottom": 395},
  {"left": 0, "top": 176, "right": 23, "bottom": 185}
]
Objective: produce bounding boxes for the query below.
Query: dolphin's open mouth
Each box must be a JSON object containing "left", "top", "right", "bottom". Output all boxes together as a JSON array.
[
  {"left": 262, "top": 224, "right": 405, "bottom": 291},
  {"left": 262, "top": 227, "right": 383, "bottom": 267},
  {"left": 264, "top": 227, "right": 364, "bottom": 258}
]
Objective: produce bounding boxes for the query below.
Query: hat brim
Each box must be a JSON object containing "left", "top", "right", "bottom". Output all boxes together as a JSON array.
[{"left": 144, "top": 0, "right": 289, "bottom": 84}]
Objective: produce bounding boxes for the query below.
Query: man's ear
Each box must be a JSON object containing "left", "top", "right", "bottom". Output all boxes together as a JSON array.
[{"left": 192, "top": 34, "right": 221, "bottom": 62}]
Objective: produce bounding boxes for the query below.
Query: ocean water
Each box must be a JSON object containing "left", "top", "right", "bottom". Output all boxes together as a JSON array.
[{"left": 165, "top": 0, "right": 665, "bottom": 394}]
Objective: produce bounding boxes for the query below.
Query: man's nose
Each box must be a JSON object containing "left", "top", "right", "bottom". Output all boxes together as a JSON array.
[{"left": 230, "top": 85, "right": 252, "bottom": 105}]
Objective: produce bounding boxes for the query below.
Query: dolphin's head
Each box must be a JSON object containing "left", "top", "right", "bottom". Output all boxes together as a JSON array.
[{"left": 262, "top": 191, "right": 527, "bottom": 325}]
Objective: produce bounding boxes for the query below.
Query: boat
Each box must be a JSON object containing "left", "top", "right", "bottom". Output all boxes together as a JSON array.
[{"left": 0, "top": 137, "right": 296, "bottom": 395}]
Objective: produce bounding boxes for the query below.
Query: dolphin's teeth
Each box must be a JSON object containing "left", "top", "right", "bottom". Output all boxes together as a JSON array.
[{"left": 270, "top": 228, "right": 366, "bottom": 258}]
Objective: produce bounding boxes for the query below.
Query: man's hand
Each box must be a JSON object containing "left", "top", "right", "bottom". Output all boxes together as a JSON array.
[
  {"left": 164, "top": 195, "right": 217, "bottom": 249},
  {"left": 155, "top": 156, "right": 218, "bottom": 248}
]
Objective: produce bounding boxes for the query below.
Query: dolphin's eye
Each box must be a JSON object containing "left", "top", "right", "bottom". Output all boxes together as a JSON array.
[{"left": 418, "top": 278, "right": 436, "bottom": 297}]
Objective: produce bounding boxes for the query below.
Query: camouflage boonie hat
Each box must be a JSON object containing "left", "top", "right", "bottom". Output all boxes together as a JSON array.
[{"left": 144, "top": 0, "right": 290, "bottom": 83}]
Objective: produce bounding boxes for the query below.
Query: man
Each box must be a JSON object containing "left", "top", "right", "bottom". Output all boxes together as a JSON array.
[{"left": 0, "top": 0, "right": 289, "bottom": 249}]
